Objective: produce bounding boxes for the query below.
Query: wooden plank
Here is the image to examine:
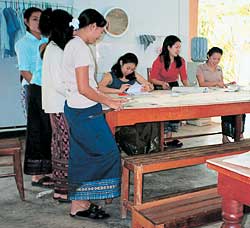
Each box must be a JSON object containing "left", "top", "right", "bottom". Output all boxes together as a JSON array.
[
  {"left": 141, "top": 191, "right": 220, "bottom": 215},
  {"left": 123, "top": 140, "right": 250, "bottom": 174},
  {"left": 145, "top": 197, "right": 221, "bottom": 223},
  {"left": 124, "top": 139, "right": 250, "bottom": 165},
  {"left": 134, "top": 188, "right": 218, "bottom": 210},
  {"left": 0, "top": 138, "right": 21, "bottom": 152}
]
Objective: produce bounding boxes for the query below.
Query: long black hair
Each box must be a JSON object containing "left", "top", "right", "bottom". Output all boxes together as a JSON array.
[
  {"left": 78, "top": 8, "right": 107, "bottom": 28},
  {"left": 23, "top": 7, "right": 42, "bottom": 32},
  {"left": 111, "top": 53, "right": 138, "bottom": 80},
  {"left": 207, "top": 47, "right": 223, "bottom": 59},
  {"left": 39, "top": 8, "right": 74, "bottom": 50},
  {"left": 160, "top": 35, "right": 182, "bottom": 70}
]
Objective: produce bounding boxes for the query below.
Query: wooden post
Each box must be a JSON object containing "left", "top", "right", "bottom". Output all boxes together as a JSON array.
[{"left": 189, "top": 0, "right": 199, "bottom": 60}]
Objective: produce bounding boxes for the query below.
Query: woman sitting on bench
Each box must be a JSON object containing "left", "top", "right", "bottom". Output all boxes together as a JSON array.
[
  {"left": 98, "top": 53, "right": 159, "bottom": 156},
  {"left": 149, "top": 35, "right": 189, "bottom": 148},
  {"left": 98, "top": 52, "right": 153, "bottom": 94},
  {"left": 196, "top": 46, "right": 245, "bottom": 143}
]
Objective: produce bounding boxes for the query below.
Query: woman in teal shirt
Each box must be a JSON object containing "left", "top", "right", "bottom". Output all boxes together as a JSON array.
[{"left": 15, "top": 7, "right": 52, "bottom": 187}]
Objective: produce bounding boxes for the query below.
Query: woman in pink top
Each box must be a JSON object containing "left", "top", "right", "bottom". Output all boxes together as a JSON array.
[
  {"left": 150, "top": 35, "right": 189, "bottom": 89},
  {"left": 150, "top": 35, "right": 189, "bottom": 148}
]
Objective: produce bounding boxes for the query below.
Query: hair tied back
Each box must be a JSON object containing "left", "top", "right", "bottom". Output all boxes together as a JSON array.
[{"left": 69, "top": 18, "right": 79, "bottom": 30}]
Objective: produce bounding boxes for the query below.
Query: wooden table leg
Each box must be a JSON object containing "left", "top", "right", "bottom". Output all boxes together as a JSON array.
[
  {"left": 221, "top": 198, "right": 243, "bottom": 228},
  {"left": 234, "top": 115, "right": 242, "bottom": 142}
]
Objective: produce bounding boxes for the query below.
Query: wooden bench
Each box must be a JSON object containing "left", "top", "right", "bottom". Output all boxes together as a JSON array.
[
  {"left": 0, "top": 138, "right": 24, "bottom": 200},
  {"left": 121, "top": 139, "right": 250, "bottom": 219},
  {"left": 132, "top": 188, "right": 221, "bottom": 228}
]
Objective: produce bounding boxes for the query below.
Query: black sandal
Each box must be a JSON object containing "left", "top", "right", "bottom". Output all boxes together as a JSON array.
[
  {"left": 31, "top": 176, "right": 54, "bottom": 188},
  {"left": 165, "top": 139, "right": 183, "bottom": 148},
  {"left": 70, "top": 203, "right": 110, "bottom": 220}
]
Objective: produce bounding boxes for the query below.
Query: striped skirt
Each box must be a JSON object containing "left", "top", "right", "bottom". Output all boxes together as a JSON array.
[{"left": 50, "top": 113, "right": 69, "bottom": 195}]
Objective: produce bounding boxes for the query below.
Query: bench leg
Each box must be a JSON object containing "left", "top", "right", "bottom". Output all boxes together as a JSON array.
[
  {"left": 132, "top": 209, "right": 147, "bottom": 228},
  {"left": 121, "top": 165, "right": 129, "bottom": 218},
  {"left": 134, "top": 166, "right": 143, "bottom": 206},
  {"left": 13, "top": 150, "right": 25, "bottom": 201}
]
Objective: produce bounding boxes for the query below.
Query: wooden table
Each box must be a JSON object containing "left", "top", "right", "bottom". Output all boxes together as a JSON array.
[
  {"left": 106, "top": 89, "right": 250, "bottom": 141},
  {"left": 207, "top": 155, "right": 250, "bottom": 228}
]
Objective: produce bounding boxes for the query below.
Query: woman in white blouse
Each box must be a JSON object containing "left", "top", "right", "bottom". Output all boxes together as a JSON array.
[{"left": 62, "top": 9, "right": 124, "bottom": 219}]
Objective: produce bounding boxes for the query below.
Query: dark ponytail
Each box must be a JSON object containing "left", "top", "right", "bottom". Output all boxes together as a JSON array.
[
  {"left": 39, "top": 8, "right": 53, "bottom": 37},
  {"left": 78, "top": 8, "right": 107, "bottom": 28},
  {"left": 39, "top": 8, "right": 74, "bottom": 50}
]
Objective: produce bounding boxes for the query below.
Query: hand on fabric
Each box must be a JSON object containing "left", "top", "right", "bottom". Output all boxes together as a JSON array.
[
  {"left": 119, "top": 84, "right": 131, "bottom": 93},
  {"left": 107, "top": 98, "right": 127, "bottom": 111},
  {"left": 161, "top": 81, "right": 170, "bottom": 90},
  {"left": 141, "top": 83, "right": 154, "bottom": 92},
  {"left": 217, "top": 81, "right": 226, "bottom": 88}
]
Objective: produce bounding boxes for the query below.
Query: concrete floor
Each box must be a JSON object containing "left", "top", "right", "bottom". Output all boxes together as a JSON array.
[{"left": 1, "top": 117, "right": 250, "bottom": 228}]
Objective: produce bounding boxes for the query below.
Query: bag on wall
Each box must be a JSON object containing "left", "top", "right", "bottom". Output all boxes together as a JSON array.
[
  {"left": 115, "top": 122, "right": 160, "bottom": 156},
  {"left": 191, "top": 37, "right": 208, "bottom": 62}
]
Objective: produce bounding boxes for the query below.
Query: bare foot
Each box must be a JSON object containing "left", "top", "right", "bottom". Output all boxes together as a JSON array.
[
  {"left": 222, "top": 135, "right": 231, "bottom": 144},
  {"left": 53, "top": 193, "right": 68, "bottom": 200},
  {"left": 70, "top": 200, "right": 90, "bottom": 215}
]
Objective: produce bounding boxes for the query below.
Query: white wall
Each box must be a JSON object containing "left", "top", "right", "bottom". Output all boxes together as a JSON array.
[
  {"left": 0, "top": 0, "right": 74, "bottom": 130},
  {"left": 0, "top": 0, "right": 190, "bottom": 129},
  {"left": 73, "top": 0, "right": 190, "bottom": 79}
]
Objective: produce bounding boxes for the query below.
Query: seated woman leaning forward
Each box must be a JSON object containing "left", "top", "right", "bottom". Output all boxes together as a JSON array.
[
  {"left": 196, "top": 46, "right": 245, "bottom": 144},
  {"left": 98, "top": 53, "right": 160, "bottom": 156},
  {"left": 98, "top": 52, "right": 154, "bottom": 94}
]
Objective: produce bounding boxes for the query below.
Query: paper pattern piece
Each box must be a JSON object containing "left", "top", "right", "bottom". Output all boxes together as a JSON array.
[
  {"left": 126, "top": 82, "right": 144, "bottom": 95},
  {"left": 172, "top": 86, "right": 209, "bottom": 94}
]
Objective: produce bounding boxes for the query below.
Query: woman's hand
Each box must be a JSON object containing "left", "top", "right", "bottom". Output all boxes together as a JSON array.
[
  {"left": 119, "top": 84, "right": 131, "bottom": 93},
  {"left": 217, "top": 81, "right": 225, "bottom": 88},
  {"left": 141, "top": 83, "right": 154, "bottom": 92},
  {"left": 161, "top": 81, "right": 170, "bottom": 90},
  {"left": 106, "top": 98, "right": 127, "bottom": 111}
]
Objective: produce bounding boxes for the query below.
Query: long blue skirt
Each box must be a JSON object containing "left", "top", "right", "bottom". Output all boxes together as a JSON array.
[{"left": 64, "top": 102, "right": 121, "bottom": 200}]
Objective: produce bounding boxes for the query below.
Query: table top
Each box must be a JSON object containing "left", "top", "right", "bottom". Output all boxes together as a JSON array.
[
  {"left": 207, "top": 154, "right": 250, "bottom": 178},
  {"left": 116, "top": 87, "right": 250, "bottom": 109}
]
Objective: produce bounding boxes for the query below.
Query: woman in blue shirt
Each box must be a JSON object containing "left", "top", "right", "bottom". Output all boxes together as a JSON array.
[{"left": 15, "top": 7, "right": 52, "bottom": 187}]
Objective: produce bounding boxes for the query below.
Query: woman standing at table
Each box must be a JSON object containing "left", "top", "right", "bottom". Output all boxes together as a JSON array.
[
  {"left": 150, "top": 35, "right": 189, "bottom": 148},
  {"left": 62, "top": 8, "right": 124, "bottom": 219},
  {"left": 196, "top": 46, "right": 245, "bottom": 143}
]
